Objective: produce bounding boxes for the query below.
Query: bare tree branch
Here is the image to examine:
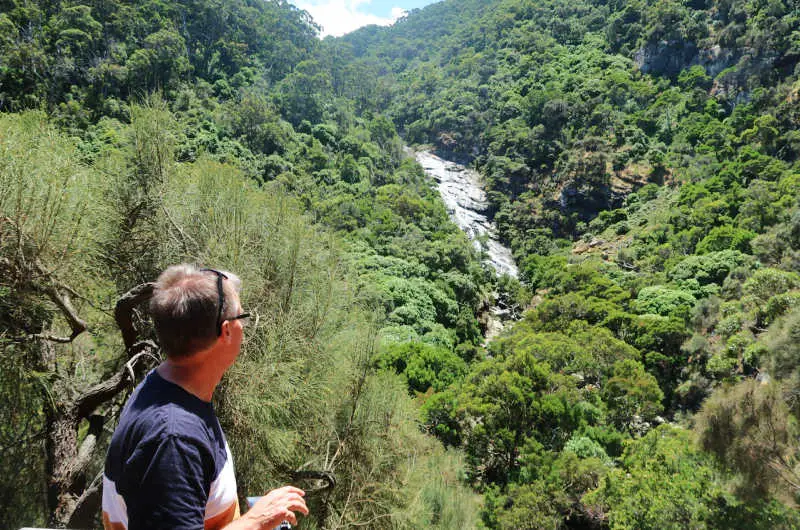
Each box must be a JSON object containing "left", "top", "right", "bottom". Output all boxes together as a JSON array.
[
  {"left": 74, "top": 348, "right": 159, "bottom": 421},
  {"left": 1, "top": 220, "right": 89, "bottom": 344},
  {"left": 42, "top": 286, "right": 87, "bottom": 339},
  {"left": 24, "top": 333, "right": 75, "bottom": 343},
  {"left": 3, "top": 216, "right": 166, "bottom": 527},
  {"left": 162, "top": 205, "right": 197, "bottom": 255},
  {"left": 15, "top": 288, "right": 86, "bottom": 343},
  {"left": 54, "top": 279, "right": 114, "bottom": 316},
  {"left": 66, "top": 471, "right": 103, "bottom": 529},
  {"left": 71, "top": 415, "right": 104, "bottom": 482},
  {"left": 114, "top": 282, "right": 154, "bottom": 351}
]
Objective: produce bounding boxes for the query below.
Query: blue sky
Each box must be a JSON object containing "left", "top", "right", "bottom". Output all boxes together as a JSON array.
[{"left": 291, "top": 0, "right": 440, "bottom": 38}]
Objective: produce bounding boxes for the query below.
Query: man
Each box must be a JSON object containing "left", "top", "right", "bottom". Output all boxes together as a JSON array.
[{"left": 102, "top": 264, "right": 308, "bottom": 530}]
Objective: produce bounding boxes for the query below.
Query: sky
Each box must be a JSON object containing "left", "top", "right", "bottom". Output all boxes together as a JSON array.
[{"left": 291, "top": 0, "right": 439, "bottom": 38}]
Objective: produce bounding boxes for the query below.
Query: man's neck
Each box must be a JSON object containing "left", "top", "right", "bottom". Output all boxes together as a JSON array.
[{"left": 157, "top": 350, "right": 226, "bottom": 402}]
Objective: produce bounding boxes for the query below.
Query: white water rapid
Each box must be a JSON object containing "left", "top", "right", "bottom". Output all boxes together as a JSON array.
[{"left": 416, "top": 150, "right": 518, "bottom": 278}]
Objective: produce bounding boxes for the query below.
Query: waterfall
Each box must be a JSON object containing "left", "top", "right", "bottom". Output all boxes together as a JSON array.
[{"left": 415, "top": 150, "right": 518, "bottom": 278}]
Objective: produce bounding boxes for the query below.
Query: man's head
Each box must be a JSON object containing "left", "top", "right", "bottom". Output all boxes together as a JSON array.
[{"left": 150, "top": 264, "right": 246, "bottom": 359}]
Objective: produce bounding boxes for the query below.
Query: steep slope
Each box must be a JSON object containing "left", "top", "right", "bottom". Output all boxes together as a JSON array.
[
  {"left": 332, "top": 0, "right": 800, "bottom": 527},
  {"left": 4, "top": 0, "right": 800, "bottom": 527},
  {"left": 0, "top": 0, "right": 490, "bottom": 528}
]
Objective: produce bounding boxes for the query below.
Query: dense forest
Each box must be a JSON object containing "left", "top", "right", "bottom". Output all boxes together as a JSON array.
[
  {"left": 0, "top": 0, "right": 486, "bottom": 527},
  {"left": 338, "top": 1, "right": 800, "bottom": 527},
  {"left": 1, "top": 0, "right": 800, "bottom": 528}
]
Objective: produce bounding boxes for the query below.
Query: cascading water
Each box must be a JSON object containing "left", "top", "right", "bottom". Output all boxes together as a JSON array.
[
  {"left": 415, "top": 151, "right": 518, "bottom": 278},
  {"left": 415, "top": 150, "right": 519, "bottom": 341}
]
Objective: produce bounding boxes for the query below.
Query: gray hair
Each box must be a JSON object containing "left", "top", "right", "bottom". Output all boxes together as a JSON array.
[{"left": 149, "top": 264, "right": 242, "bottom": 359}]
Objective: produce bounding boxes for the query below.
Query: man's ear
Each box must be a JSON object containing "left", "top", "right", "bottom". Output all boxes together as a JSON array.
[{"left": 220, "top": 320, "right": 232, "bottom": 342}]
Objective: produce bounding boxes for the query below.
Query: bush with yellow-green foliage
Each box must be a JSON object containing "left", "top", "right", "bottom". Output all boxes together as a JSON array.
[{"left": 0, "top": 107, "right": 479, "bottom": 529}]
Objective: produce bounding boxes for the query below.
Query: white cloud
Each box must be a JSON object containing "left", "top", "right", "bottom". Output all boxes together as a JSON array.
[
  {"left": 295, "top": 0, "right": 407, "bottom": 38},
  {"left": 390, "top": 6, "right": 407, "bottom": 19}
]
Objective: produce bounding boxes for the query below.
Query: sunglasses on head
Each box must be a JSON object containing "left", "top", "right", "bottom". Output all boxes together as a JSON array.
[{"left": 200, "top": 268, "right": 250, "bottom": 336}]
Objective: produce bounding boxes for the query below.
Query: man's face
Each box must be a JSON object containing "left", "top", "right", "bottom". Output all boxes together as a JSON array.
[
  {"left": 235, "top": 295, "right": 247, "bottom": 345},
  {"left": 227, "top": 290, "right": 245, "bottom": 354},
  {"left": 212, "top": 285, "right": 246, "bottom": 371}
]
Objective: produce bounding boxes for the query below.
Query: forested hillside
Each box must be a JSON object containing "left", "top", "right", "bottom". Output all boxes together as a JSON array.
[
  {"left": 0, "top": 0, "right": 487, "bottom": 527},
  {"left": 335, "top": 0, "right": 800, "bottom": 528},
  {"left": 3, "top": 0, "right": 800, "bottom": 528}
]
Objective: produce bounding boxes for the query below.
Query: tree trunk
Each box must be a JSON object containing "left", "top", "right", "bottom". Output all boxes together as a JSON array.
[
  {"left": 47, "top": 411, "right": 79, "bottom": 527},
  {"left": 39, "top": 283, "right": 159, "bottom": 528}
]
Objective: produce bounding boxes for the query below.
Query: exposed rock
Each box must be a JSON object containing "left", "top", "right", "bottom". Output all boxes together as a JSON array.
[
  {"left": 635, "top": 39, "right": 741, "bottom": 78},
  {"left": 483, "top": 313, "right": 505, "bottom": 344},
  {"left": 632, "top": 38, "right": 783, "bottom": 108},
  {"left": 573, "top": 237, "right": 610, "bottom": 255},
  {"left": 635, "top": 39, "right": 699, "bottom": 77},
  {"left": 699, "top": 45, "right": 739, "bottom": 77},
  {"left": 416, "top": 150, "right": 518, "bottom": 278},
  {"left": 710, "top": 54, "right": 778, "bottom": 104}
]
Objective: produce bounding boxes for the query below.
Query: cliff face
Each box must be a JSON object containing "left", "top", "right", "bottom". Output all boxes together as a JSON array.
[
  {"left": 634, "top": 38, "right": 784, "bottom": 105},
  {"left": 634, "top": 39, "right": 740, "bottom": 78},
  {"left": 634, "top": 39, "right": 701, "bottom": 77},
  {"left": 710, "top": 52, "right": 787, "bottom": 104}
]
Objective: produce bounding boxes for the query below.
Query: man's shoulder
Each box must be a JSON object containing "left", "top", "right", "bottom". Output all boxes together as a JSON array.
[
  {"left": 122, "top": 398, "right": 210, "bottom": 442},
  {"left": 115, "top": 371, "right": 219, "bottom": 447}
]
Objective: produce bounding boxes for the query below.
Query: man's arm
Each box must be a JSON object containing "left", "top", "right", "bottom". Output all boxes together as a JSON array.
[
  {"left": 123, "top": 430, "right": 308, "bottom": 530},
  {"left": 224, "top": 486, "right": 308, "bottom": 530}
]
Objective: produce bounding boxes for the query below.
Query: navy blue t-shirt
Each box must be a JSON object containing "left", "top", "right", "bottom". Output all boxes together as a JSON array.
[{"left": 102, "top": 370, "right": 239, "bottom": 530}]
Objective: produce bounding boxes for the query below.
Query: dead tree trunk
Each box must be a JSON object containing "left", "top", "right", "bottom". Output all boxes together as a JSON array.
[
  {"left": 2, "top": 215, "right": 160, "bottom": 528},
  {"left": 40, "top": 282, "right": 158, "bottom": 529}
]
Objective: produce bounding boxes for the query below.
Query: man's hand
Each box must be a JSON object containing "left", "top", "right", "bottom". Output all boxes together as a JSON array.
[
  {"left": 227, "top": 486, "right": 308, "bottom": 530},
  {"left": 248, "top": 486, "right": 309, "bottom": 528}
]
